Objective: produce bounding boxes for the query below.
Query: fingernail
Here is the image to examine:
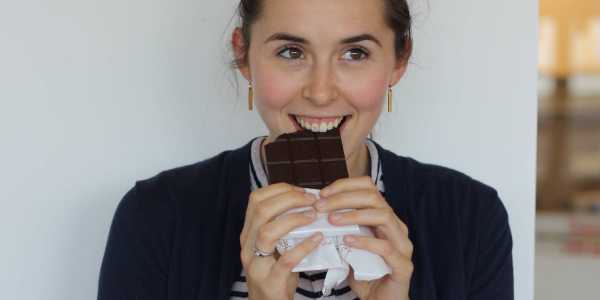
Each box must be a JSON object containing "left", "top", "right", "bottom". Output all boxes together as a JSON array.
[
  {"left": 311, "top": 233, "right": 323, "bottom": 242},
  {"left": 315, "top": 199, "right": 327, "bottom": 211},
  {"left": 330, "top": 212, "right": 341, "bottom": 221},
  {"left": 303, "top": 209, "right": 316, "bottom": 218},
  {"left": 304, "top": 193, "right": 317, "bottom": 201},
  {"left": 294, "top": 186, "right": 305, "bottom": 192},
  {"left": 344, "top": 235, "right": 355, "bottom": 244}
]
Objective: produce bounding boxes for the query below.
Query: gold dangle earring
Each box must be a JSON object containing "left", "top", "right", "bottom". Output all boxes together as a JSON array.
[
  {"left": 387, "top": 85, "right": 393, "bottom": 113},
  {"left": 248, "top": 81, "right": 253, "bottom": 111}
]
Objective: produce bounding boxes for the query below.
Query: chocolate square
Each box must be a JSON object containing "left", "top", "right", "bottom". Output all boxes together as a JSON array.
[{"left": 265, "top": 127, "right": 349, "bottom": 189}]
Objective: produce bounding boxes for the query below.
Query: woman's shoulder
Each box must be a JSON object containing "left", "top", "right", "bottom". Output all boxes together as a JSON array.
[
  {"left": 112, "top": 140, "right": 254, "bottom": 223},
  {"left": 139, "top": 140, "right": 253, "bottom": 194},
  {"left": 377, "top": 144, "right": 512, "bottom": 262},
  {"left": 376, "top": 143, "right": 507, "bottom": 221},
  {"left": 377, "top": 144, "right": 495, "bottom": 194}
]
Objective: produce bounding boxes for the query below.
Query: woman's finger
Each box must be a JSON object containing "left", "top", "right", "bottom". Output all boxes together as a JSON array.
[
  {"left": 343, "top": 235, "right": 414, "bottom": 284},
  {"left": 250, "top": 190, "right": 317, "bottom": 229},
  {"left": 251, "top": 183, "right": 304, "bottom": 205},
  {"left": 329, "top": 208, "right": 410, "bottom": 253},
  {"left": 242, "top": 190, "right": 317, "bottom": 265},
  {"left": 247, "top": 183, "right": 304, "bottom": 221},
  {"left": 329, "top": 208, "right": 398, "bottom": 229},
  {"left": 270, "top": 232, "right": 324, "bottom": 281},
  {"left": 315, "top": 189, "right": 388, "bottom": 213},
  {"left": 242, "top": 183, "right": 303, "bottom": 245},
  {"left": 320, "top": 176, "right": 376, "bottom": 197},
  {"left": 254, "top": 208, "right": 317, "bottom": 255}
]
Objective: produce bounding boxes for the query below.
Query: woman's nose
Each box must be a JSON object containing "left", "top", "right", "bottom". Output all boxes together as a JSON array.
[{"left": 301, "top": 64, "right": 339, "bottom": 106}]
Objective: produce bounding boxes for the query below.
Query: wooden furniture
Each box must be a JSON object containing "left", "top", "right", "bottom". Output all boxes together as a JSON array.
[
  {"left": 537, "top": 1, "right": 600, "bottom": 211},
  {"left": 540, "top": 0, "right": 600, "bottom": 80}
]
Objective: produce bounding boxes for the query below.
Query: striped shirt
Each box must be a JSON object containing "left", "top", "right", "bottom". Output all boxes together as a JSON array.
[{"left": 230, "top": 137, "right": 385, "bottom": 300}]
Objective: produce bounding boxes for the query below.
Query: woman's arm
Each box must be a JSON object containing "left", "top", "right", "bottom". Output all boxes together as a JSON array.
[
  {"left": 97, "top": 183, "right": 174, "bottom": 300},
  {"left": 469, "top": 189, "right": 514, "bottom": 300}
]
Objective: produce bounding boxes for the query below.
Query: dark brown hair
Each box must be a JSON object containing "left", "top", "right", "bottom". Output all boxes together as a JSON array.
[{"left": 232, "top": 0, "right": 413, "bottom": 69}]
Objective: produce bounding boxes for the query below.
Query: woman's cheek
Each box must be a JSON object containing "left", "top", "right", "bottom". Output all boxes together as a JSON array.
[
  {"left": 254, "top": 68, "right": 298, "bottom": 109},
  {"left": 252, "top": 67, "right": 300, "bottom": 135},
  {"left": 343, "top": 75, "right": 387, "bottom": 111}
]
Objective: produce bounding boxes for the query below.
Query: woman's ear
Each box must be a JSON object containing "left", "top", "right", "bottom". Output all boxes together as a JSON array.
[
  {"left": 232, "top": 27, "right": 251, "bottom": 81},
  {"left": 389, "top": 39, "right": 412, "bottom": 86},
  {"left": 390, "top": 58, "right": 408, "bottom": 87}
]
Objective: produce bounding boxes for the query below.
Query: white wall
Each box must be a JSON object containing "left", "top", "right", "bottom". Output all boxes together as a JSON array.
[
  {"left": 0, "top": 0, "right": 537, "bottom": 299},
  {"left": 377, "top": 1, "right": 537, "bottom": 299}
]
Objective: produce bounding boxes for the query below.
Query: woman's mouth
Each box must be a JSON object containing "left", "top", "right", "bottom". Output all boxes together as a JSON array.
[{"left": 288, "top": 114, "right": 350, "bottom": 133}]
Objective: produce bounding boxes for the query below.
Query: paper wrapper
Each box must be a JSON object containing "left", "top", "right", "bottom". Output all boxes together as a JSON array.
[{"left": 275, "top": 188, "right": 391, "bottom": 296}]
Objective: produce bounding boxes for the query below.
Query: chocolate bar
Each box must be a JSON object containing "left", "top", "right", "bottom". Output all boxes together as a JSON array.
[{"left": 265, "top": 128, "right": 348, "bottom": 189}]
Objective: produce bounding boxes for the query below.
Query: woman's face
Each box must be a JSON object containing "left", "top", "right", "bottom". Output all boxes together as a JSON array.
[{"left": 233, "top": 0, "right": 407, "bottom": 162}]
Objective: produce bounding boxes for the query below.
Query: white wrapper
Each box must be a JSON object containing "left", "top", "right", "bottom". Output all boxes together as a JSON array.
[{"left": 275, "top": 188, "right": 391, "bottom": 296}]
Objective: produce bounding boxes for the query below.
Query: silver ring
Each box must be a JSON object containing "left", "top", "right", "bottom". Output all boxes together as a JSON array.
[{"left": 253, "top": 245, "right": 274, "bottom": 257}]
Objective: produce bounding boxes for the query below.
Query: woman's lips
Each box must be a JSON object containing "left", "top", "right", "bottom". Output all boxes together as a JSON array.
[
  {"left": 339, "top": 115, "right": 351, "bottom": 133},
  {"left": 288, "top": 114, "right": 303, "bottom": 131}
]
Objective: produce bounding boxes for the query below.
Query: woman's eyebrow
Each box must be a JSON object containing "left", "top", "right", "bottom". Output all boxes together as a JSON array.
[
  {"left": 264, "top": 32, "right": 382, "bottom": 47},
  {"left": 340, "top": 34, "right": 382, "bottom": 47}
]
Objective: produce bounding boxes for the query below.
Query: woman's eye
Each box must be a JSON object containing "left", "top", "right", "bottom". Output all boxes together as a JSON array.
[
  {"left": 342, "top": 48, "right": 369, "bottom": 61},
  {"left": 277, "top": 46, "right": 368, "bottom": 61},
  {"left": 278, "top": 47, "right": 304, "bottom": 60}
]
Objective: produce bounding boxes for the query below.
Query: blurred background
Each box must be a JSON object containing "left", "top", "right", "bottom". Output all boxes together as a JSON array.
[{"left": 536, "top": 0, "right": 600, "bottom": 299}]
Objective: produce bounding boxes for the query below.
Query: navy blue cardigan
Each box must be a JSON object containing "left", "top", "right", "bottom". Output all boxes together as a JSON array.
[{"left": 98, "top": 140, "right": 513, "bottom": 300}]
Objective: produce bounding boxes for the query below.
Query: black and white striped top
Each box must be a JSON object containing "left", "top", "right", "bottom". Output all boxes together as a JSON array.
[{"left": 230, "top": 137, "right": 385, "bottom": 300}]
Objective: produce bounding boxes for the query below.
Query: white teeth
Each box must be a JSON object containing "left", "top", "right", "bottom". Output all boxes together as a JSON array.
[
  {"left": 294, "top": 115, "right": 345, "bottom": 133},
  {"left": 311, "top": 123, "right": 319, "bottom": 132},
  {"left": 319, "top": 123, "right": 327, "bottom": 132}
]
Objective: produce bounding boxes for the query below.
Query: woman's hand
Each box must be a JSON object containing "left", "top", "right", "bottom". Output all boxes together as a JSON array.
[
  {"left": 240, "top": 183, "right": 323, "bottom": 300},
  {"left": 318, "top": 177, "right": 414, "bottom": 300}
]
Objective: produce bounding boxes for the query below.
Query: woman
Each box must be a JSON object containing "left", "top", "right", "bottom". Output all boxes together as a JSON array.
[{"left": 98, "top": 0, "right": 514, "bottom": 299}]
